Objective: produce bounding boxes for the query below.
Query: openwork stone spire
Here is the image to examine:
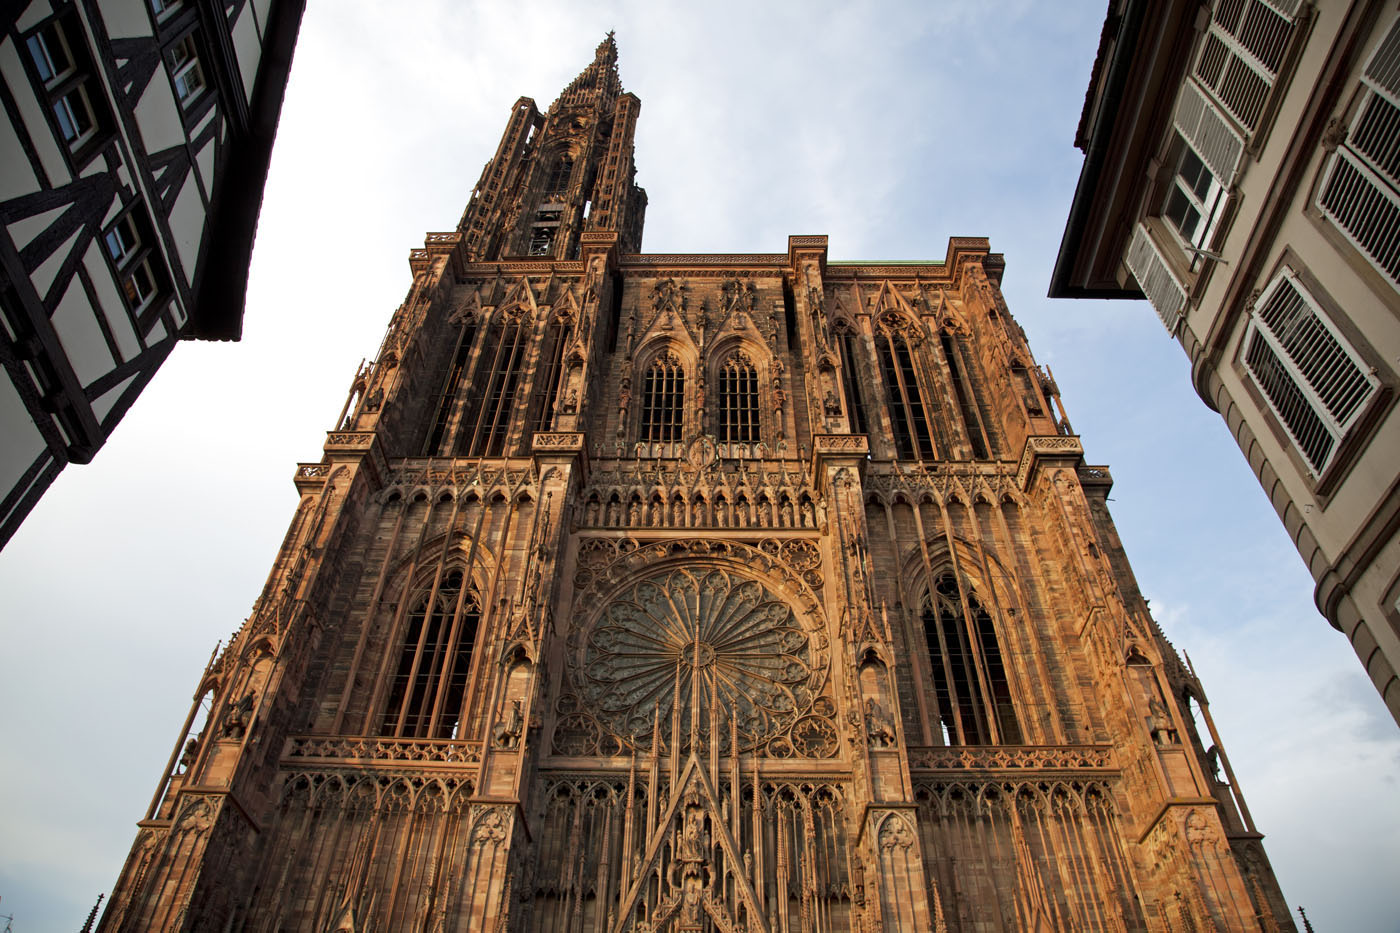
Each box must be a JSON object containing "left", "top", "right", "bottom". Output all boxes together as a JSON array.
[
  {"left": 455, "top": 32, "right": 645, "bottom": 259},
  {"left": 553, "top": 31, "right": 622, "bottom": 111}
]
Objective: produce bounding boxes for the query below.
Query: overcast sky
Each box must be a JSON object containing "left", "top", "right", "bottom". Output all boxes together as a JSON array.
[{"left": 2, "top": 1, "right": 1398, "bottom": 930}]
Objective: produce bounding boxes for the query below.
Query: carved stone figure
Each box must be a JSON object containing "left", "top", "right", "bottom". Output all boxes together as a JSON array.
[
  {"left": 493, "top": 699, "right": 524, "bottom": 749},
  {"left": 178, "top": 737, "right": 199, "bottom": 773},
  {"left": 865, "top": 698, "right": 896, "bottom": 748},
  {"left": 222, "top": 692, "right": 254, "bottom": 739},
  {"left": 1147, "top": 696, "right": 1179, "bottom": 746}
]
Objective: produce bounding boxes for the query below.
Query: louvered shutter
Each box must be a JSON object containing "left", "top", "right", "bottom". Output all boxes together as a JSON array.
[
  {"left": 1318, "top": 16, "right": 1400, "bottom": 290},
  {"left": 1125, "top": 224, "right": 1187, "bottom": 333},
  {"left": 1257, "top": 0, "right": 1300, "bottom": 22},
  {"left": 1362, "top": 14, "right": 1400, "bottom": 99},
  {"left": 1174, "top": 81, "right": 1246, "bottom": 186},
  {"left": 1194, "top": 0, "right": 1295, "bottom": 132},
  {"left": 1242, "top": 269, "right": 1379, "bottom": 474}
]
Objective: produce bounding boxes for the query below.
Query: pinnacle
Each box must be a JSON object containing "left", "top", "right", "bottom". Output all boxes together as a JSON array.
[
  {"left": 552, "top": 32, "right": 623, "bottom": 110},
  {"left": 598, "top": 30, "right": 618, "bottom": 63}
]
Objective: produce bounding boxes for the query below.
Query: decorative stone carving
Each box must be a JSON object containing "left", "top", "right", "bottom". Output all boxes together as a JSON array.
[
  {"left": 284, "top": 735, "right": 483, "bottom": 767},
  {"left": 576, "top": 566, "right": 821, "bottom": 752},
  {"left": 493, "top": 699, "right": 524, "bottom": 749},
  {"left": 865, "top": 698, "right": 896, "bottom": 748}
]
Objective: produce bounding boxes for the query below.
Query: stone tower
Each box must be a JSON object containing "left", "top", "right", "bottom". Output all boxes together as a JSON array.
[{"left": 100, "top": 37, "right": 1295, "bottom": 933}]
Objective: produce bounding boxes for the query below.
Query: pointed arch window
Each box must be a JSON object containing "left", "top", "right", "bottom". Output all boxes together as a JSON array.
[
  {"left": 718, "top": 351, "right": 760, "bottom": 444},
  {"left": 530, "top": 317, "right": 570, "bottom": 433},
  {"left": 424, "top": 315, "right": 479, "bottom": 455},
  {"left": 834, "top": 325, "right": 869, "bottom": 435},
  {"left": 922, "top": 572, "right": 1019, "bottom": 745},
  {"left": 380, "top": 570, "right": 481, "bottom": 739},
  {"left": 545, "top": 156, "right": 573, "bottom": 196},
  {"left": 876, "top": 328, "right": 937, "bottom": 459},
  {"left": 641, "top": 352, "right": 685, "bottom": 442},
  {"left": 940, "top": 330, "right": 991, "bottom": 459},
  {"left": 459, "top": 316, "right": 528, "bottom": 456}
]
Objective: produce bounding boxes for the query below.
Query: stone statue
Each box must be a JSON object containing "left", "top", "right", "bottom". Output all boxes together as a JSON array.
[
  {"left": 493, "top": 699, "right": 524, "bottom": 749},
  {"left": 1147, "top": 697, "right": 1178, "bottom": 746},
  {"left": 178, "top": 737, "right": 199, "bottom": 773},
  {"left": 865, "top": 698, "right": 896, "bottom": 748},
  {"left": 223, "top": 692, "right": 254, "bottom": 739}
]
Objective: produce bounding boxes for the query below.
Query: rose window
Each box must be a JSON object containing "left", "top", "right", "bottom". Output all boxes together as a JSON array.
[{"left": 578, "top": 567, "right": 820, "bottom": 751}]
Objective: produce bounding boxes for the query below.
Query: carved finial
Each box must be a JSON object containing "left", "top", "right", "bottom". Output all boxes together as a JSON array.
[{"left": 1320, "top": 116, "right": 1346, "bottom": 152}]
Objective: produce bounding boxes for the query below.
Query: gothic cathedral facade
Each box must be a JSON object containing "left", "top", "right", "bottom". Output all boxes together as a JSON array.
[{"left": 100, "top": 37, "right": 1294, "bottom": 933}]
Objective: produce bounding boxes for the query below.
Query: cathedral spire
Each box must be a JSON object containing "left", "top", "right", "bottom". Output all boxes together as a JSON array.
[
  {"left": 552, "top": 32, "right": 622, "bottom": 112},
  {"left": 458, "top": 31, "right": 645, "bottom": 260}
]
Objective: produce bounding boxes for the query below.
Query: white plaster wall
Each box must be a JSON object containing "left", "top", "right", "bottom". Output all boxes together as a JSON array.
[
  {"left": 168, "top": 172, "right": 204, "bottom": 284},
  {"left": 0, "top": 38, "right": 69, "bottom": 188},
  {"left": 83, "top": 243, "right": 140, "bottom": 361},
  {"left": 133, "top": 65, "right": 184, "bottom": 158},
  {"left": 195, "top": 136, "right": 215, "bottom": 203},
  {"left": 7, "top": 204, "right": 66, "bottom": 252},
  {"left": 0, "top": 372, "right": 47, "bottom": 493},
  {"left": 49, "top": 277, "right": 115, "bottom": 387},
  {"left": 232, "top": 5, "right": 262, "bottom": 107},
  {"left": 0, "top": 100, "right": 37, "bottom": 200},
  {"left": 14, "top": 3, "right": 48, "bottom": 33},
  {"left": 93, "top": 0, "right": 153, "bottom": 41},
  {"left": 91, "top": 372, "right": 136, "bottom": 424},
  {"left": 29, "top": 227, "right": 79, "bottom": 300}
]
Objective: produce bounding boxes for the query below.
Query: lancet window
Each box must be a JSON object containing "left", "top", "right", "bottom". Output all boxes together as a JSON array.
[
  {"left": 940, "top": 330, "right": 991, "bottom": 459},
  {"left": 922, "top": 572, "right": 1020, "bottom": 745},
  {"left": 424, "top": 315, "right": 479, "bottom": 455},
  {"left": 835, "top": 326, "right": 869, "bottom": 435},
  {"left": 380, "top": 570, "right": 481, "bottom": 739},
  {"left": 459, "top": 318, "right": 528, "bottom": 456},
  {"left": 717, "top": 351, "right": 760, "bottom": 444},
  {"left": 530, "top": 318, "right": 569, "bottom": 433},
  {"left": 640, "top": 352, "right": 685, "bottom": 442},
  {"left": 876, "top": 328, "right": 937, "bottom": 459},
  {"left": 544, "top": 156, "right": 572, "bottom": 196}
]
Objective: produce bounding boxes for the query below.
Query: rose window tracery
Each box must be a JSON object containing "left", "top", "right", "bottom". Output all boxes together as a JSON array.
[{"left": 577, "top": 566, "right": 821, "bottom": 752}]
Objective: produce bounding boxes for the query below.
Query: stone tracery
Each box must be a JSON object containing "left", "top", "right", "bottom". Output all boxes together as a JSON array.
[{"left": 576, "top": 566, "right": 823, "bottom": 752}]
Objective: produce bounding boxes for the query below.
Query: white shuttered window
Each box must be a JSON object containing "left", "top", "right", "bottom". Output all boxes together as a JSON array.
[
  {"left": 1194, "top": 0, "right": 1296, "bottom": 133},
  {"left": 1125, "top": 223, "right": 1187, "bottom": 333},
  {"left": 1242, "top": 269, "right": 1379, "bottom": 475},
  {"left": 1317, "top": 16, "right": 1400, "bottom": 290},
  {"left": 1174, "top": 80, "right": 1246, "bottom": 186}
]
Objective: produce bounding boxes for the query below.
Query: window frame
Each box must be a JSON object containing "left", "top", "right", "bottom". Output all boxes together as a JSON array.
[
  {"left": 1237, "top": 263, "right": 1385, "bottom": 485},
  {"left": 639, "top": 350, "right": 686, "bottom": 444},
  {"left": 716, "top": 350, "right": 761, "bottom": 446},
  {"left": 150, "top": 0, "right": 184, "bottom": 21},
  {"left": 921, "top": 571, "right": 1020, "bottom": 746},
  {"left": 1191, "top": 0, "right": 1300, "bottom": 140},
  {"left": 378, "top": 568, "right": 482, "bottom": 740},
  {"left": 21, "top": 12, "right": 111, "bottom": 166},
  {"left": 1163, "top": 143, "right": 1229, "bottom": 257},
  {"left": 26, "top": 23, "right": 76, "bottom": 86},
  {"left": 167, "top": 31, "right": 207, "bottom": 108},
  {"left": 874, "top": 323, "right": 939, "bottom": 460},
  {"left": 1314, "top": 14, "right": 1400, "bottom": 294},
  {"left": 101, "top": 204, "right": 169, "bottom": 326}
]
